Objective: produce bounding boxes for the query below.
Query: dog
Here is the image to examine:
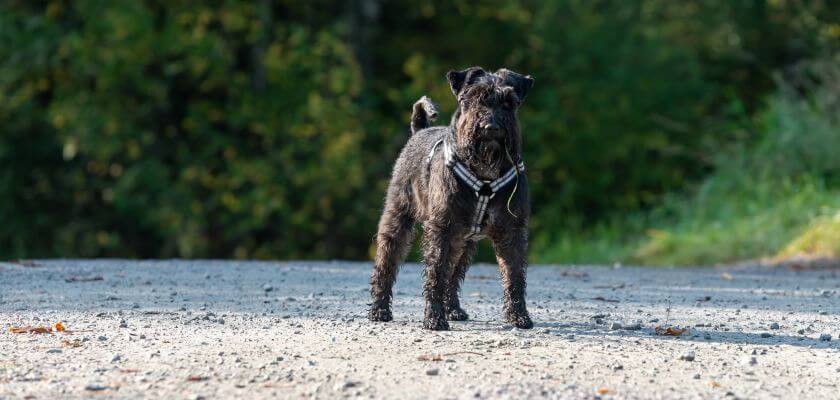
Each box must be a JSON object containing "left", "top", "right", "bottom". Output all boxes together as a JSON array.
[{"left": 369, "top": 67, "right": 534, "bottom": 330}]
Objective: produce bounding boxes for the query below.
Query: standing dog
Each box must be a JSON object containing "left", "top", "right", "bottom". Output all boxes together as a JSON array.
[{"left": 369, "top": 67, "right": 534, "bottom": 330}]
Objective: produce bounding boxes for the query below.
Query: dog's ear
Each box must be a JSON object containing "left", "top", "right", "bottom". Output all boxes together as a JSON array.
[
  {"left": 496, "top": 68, "right": 534, "bottom": 102},
  {"left": 446, "top": 67, "right": 487, "bottom": 96}
]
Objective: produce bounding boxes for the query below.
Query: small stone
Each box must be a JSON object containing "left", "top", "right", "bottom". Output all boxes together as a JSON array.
[
  {"left": 119, "top": 319, "right": 128, "bottom": 328},
  {"left": 743, "top": 356, "right": 757, "bottom": 365},
  {"left": 97, "top": 336, "right": 108, "bottom": 341},
  {"left": 759, "top": 332, "right": 772, "bottom": 338},
  {"left": 769, "top": 323, "right": 779, "bottom": 330},
  {"left": 425, "top": 368, "right": 439, "bottom": 376},
  {"left": 680, "top": 351, "right": 695, "bottom": 362},
  {"left": 111, "top": 354, "right": 122, "bottom": 363},
  {"left": 46, "top": 349, "right": 62, "bottom": 354},
  {"left": 263, "top": 284, "right": 273, "bottom": 292},
  {"left": 85, "top": 384, "right": 109, "bottom": 391},
  {"left": 335, "top": 380, "right": 358, "bottom": 390},
  {"left": 819, "top": 333, "right": 831, "bottom": 341},
  {"left": 623, "top": 323, "right": 641, "bottom": 331},
  {"left": 797, "top": 329, "right": 805, "bottom": 335},
  {"left": 609, "top": 322, "right": 622, "bottom": 330},
  {"left": 692, "top": 373, "right": 701, "bottom": 379}
]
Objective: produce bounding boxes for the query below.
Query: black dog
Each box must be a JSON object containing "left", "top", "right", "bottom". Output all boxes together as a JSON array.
[{"left": 369, "top": 67, "right": 534, "bottom": 330}]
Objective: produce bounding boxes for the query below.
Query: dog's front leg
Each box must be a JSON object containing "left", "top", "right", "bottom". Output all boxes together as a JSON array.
[
  {"left": 491, "top": 226, "right": 533, "bottom": 329},
  {"left": 420, "top": 220, "right": 463, "bottom": 331}
]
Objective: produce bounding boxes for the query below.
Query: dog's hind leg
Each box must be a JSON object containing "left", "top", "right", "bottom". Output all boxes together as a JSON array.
[
  {"left": 446, "top": 240, "right": 477, "bottom": 321},
  {"left": 369, "top": 190, "right": 416, "bottom": 322}
]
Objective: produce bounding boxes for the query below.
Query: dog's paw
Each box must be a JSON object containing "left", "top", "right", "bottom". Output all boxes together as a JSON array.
[
  {"left": 369, "top": 307, "right": 393, "bottom": 322},
  {"left": 423, "top": 316, "right": 450, "bottom": 331},
  {"left": 508, "top": 314, "right": 533, "bottom": 329},
  {"left": 446, "top": 306, "right": 469, "bottom": 321}
]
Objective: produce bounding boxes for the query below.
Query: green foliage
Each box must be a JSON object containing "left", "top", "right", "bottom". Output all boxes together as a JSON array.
[
  {"left": 538, "top": 57, "right": 840, "bottom": 265},
  {"left": 1, "top": 1, "right": 837, "bottom": 261}
]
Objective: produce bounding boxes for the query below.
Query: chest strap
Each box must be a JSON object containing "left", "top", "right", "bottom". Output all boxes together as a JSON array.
[{"left": 427, "top": 138, "right": 525, "bottom": 241}]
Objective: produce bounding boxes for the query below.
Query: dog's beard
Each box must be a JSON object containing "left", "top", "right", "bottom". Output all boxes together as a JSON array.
[{"left": 463, "top": 138, "right": 503, "bottom": 180}]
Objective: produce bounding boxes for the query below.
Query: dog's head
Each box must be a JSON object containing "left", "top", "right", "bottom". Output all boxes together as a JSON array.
[{"left": 447, "top": 67, "right": 533, "bottom": 180}]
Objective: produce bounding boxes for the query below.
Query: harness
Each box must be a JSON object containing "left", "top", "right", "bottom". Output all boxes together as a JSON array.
[{"left": 427, "top": 137, "right": 525, "bottom": 241}]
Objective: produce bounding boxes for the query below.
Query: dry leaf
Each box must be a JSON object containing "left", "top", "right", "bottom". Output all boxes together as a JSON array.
[
  {"left": 709, "top": 380, "right": 721, "bottom": 388},
  {"left": 720, "top": 272, "right": 734, "bottom": 281},
  {"left": 9, "top": 326, "right": 52, "bottom": 334},
  {"left": 417, "top": 354, "right": 444, "bottom": 361},
  {"left": 596, "top": 387, "right": 611, "bottom": 395},
  {"left": 186, "top": 376, "right": 208, "bottom": 382},
  {"left": 655, "top": 326, "right": 687, "bottom": 336},
  {"left": 54, "top": 321, "right": 65, "bottom": 332},
  {"left": 61, "top": 339, "right": 83, "bottom": 348}
]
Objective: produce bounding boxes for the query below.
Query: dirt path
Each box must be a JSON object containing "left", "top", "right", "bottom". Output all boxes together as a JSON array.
[{"left": 1, "top": 260, "right": 838, "bottom": 399}]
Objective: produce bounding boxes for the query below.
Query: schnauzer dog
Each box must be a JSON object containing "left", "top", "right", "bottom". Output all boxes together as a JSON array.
[{"left": 369, "top": 67, "right": 534, "bottom": 330}]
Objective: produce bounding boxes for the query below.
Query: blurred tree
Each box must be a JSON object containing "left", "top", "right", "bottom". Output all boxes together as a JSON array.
[{"left": 0, "top": 0, "right": 836, "bottom": 259}]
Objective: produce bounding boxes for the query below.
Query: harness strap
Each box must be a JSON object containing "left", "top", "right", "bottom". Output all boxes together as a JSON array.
[{"left": 427, "top": 137, "right": 525, "bottom": 241}]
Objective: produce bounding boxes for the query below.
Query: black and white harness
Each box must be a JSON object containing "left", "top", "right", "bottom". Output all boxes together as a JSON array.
[{"left": 427, "top": 137, "right": 525, "bottom": 241}]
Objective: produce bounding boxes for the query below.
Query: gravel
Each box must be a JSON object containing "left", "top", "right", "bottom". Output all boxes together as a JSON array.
[
  {"left": 1, "top": 260, "right": 839, "bottom": 399},
  {"left": 679, "top": 350, "right": 695, "bottom": 362}
]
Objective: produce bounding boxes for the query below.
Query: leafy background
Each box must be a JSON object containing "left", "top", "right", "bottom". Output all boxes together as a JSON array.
[{"left": 1, "top": 1, "right": 838, "bottom": 265}]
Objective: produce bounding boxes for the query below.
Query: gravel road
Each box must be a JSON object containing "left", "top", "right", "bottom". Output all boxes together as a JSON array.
[{"left": 1, "top": 260, "right": 839, "bottom": 399}]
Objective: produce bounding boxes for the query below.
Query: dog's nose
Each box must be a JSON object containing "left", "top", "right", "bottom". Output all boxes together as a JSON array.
[{"left": 483, "top": 122, "right": 500, "bottom": 136}]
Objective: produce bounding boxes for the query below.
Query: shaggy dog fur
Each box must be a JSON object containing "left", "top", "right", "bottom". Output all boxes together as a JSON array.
[{"left": 369, "top": 67, "right": 534, "bottom": 330}]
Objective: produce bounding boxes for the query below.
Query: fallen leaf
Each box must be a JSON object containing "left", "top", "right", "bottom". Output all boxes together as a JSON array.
[
  {"left": 417, "top": 354, "right": 444, "bottom": 361},
  {"left": 720, "top": 272, "right": 734, "bottom": 281},
  {"left": 186, "top": 375, "right": 208, "bottom": 382},
  {"left": 709, "top": 380, "right": 721, "bottom": 388},
  {"left": 597, "top": 387, "right": 610, "bottom": 395},
  {"left": 54, "top": 321, "right": 65, "bottom": 332},
  {"left": 9, "top": 326, "right": 52, "bottom": 334},
  {"left": 61, "top": 339, "right": 83, "bottom": 348},
  {"left": 655, "top": 326, "right": 687, "bottom": 336}
]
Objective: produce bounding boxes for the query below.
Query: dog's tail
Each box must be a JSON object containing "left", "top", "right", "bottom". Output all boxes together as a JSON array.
[{"left": 410, "top": 95, "right": 439, "bottom": 135}]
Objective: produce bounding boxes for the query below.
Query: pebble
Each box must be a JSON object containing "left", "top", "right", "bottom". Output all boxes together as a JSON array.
[
  {"left": 111, "top": 354, "right": 122, "bottom": 363},
  {"left": 679, "top": 351, "right": 695, "bottom": 362},
  {"left": 769, "top": 323, "right": 779, "bottom": 330},
  {"left": 46, "top": 349, "right": 62, "bottom": 354},
  {"left": 263, "top": 284, "right": 274, "bottom": 292},
  {"left": 119, "top": 319, "right": 128, "bottom": 328},
  {"left": 85, "top": 384, "right": 109, "bottom": 391},
  {"left": 426, "top": 368, "right": 439, "bottom": 376},
  {"left": 97, "top": 335, "right": 108, "bottom": 341},
  {"left": 623, "top": 323, "right": 641, "bottom": 331},
  {"left": 819, "top": 333, "right": 831, "bottom": 341},
  {"left": 759, "top": 332, "right": 772, "bottom": 338},
  {"left": 609, "top": 322, "right": 622, "bottom": 330}
]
